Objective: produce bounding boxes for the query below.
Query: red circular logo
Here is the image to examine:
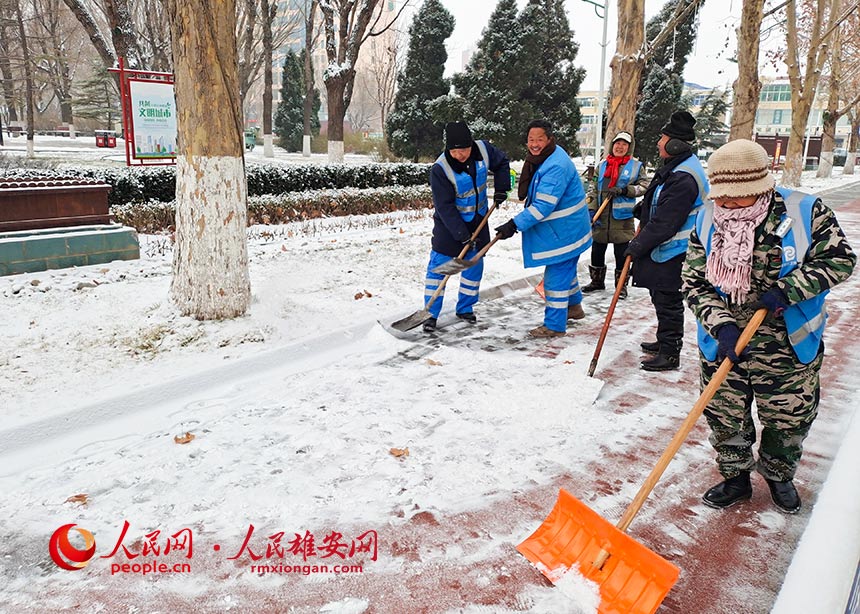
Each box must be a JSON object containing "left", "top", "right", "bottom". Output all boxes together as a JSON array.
[{"left": 49, "top": 524, "right": 96, "bottom": 570}]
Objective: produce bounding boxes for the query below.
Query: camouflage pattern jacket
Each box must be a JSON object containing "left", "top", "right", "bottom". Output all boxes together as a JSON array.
[{"left": 682, "top": 191, "right": 856, "bottom": 354}]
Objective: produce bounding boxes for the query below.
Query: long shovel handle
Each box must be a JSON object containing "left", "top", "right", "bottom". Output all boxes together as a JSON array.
[
  {"left": 425, "top": 202, "right": 499, "bottom": 311},
  {"left": 587, "top": 226, "right": 640, "bottom": 377},
  {"left": 617, "top": 308, "right": 767, "bottom": 530},
  {"left": 593, "top": 308, "right": 768, "bottom": 568},
  {"left": 590, "top": 195, "right": 612, "bottom": 225}
]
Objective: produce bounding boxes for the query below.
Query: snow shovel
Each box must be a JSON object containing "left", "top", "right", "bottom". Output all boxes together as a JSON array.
[
  {"left": 587, "top": 251, "right": 633, "bottom": 377},
  {"left": 517, "top": 308, "right": 768, "bottom": 614},
  {"left": 533, "top": 196, "right": 611, "bottom": 300},
  {"left": 390, "top": 203, "right": 498, "bottom": 331},
  {"left": 430, "top": 233, "right": 502, "bottom": 275}
]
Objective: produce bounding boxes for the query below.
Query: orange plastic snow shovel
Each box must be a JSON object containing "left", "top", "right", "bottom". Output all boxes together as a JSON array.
[{"left": 518, "top": 309, "right": 768, "bottom": 614}]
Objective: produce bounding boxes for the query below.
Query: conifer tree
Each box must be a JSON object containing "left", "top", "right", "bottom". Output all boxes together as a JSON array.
[
  {"left": 387, "top": 0, "right": 455, "bottom": 161},
  {"left": 274, "top": 49, "right": 319, "bottom": 152},
  {"left": 634, "top": 0, "right": 699, "bottom": 166},
  {"left": 72, "top": 62, "right": 121, "bottom": 130},
  {"left": 517, "top": 0, "right": 585, "bottom": 155},
  {"left": 452, "top": 0, "right": 532, "bottom": 158}
]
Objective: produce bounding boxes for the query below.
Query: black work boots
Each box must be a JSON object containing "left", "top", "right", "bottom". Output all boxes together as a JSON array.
[
  {"left": 581, "top": 265, "right": 606, "bottom": 292},
  {"left": 703, "top": 473, "right": 752, "bottom": 509},
  {"left": 766, "top": 479, "right": 801, "bottom": 514},
  {"left": 640, "top": 352, "right": 680, "bottom": 371},
  {"left": 703, "top": 472, "right": 802, "bottom": 513}
]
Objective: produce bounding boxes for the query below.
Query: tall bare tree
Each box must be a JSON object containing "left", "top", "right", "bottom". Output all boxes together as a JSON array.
[
  {"left": 845, "top": 105, "right": 860, "bottom": 173},
  {"left": 0, "top": 10, "right": 21, "bottom": 124},
  {"left": 780, "top": 0, "right": 843, "bottom": 186},
  {"left": 317, "top": 0, "right": 408, "bottom": 162},
  {"left": 817, "top": 7, "right": 860, "bottom": 176},
  {"left": 14, "top": 0, "right": 36, "bottom": 156},
  {"left": 164, "top": 0, "right": 251, "bottom": 320},
  {"left": 605, "top": 0, "right": 705, "bottom": 154},
  {"left": 300, "top": 0, "right": 320, "bottom": 157},
  {"left": 363, "top": 22, "right": 399, "bottom": 143},
  {"left": 31, "top": 0, "right": 82, "bottom": 134},
  {"left": 730, "top": 0, "right": 765, "bottom": 140}
]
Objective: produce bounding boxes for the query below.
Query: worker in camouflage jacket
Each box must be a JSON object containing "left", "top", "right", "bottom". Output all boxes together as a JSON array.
[{"left": 681, "top": 139, "right": 855, "bottom": 514}]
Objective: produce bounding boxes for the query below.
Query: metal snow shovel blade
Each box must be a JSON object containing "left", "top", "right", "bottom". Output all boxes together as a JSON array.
[
  {"left": 431, "top": 234, "right": 502, "bottom": 275},
  {"left": 518, "top": 309, "right": 768, "bottom": 614},
  {"left": 390, "top": 204, "right": 498, "bottom": 332}
]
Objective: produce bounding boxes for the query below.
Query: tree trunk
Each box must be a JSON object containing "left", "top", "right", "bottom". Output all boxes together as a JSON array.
[
  {"left": 0, "top": 23, "right": 19, "bottom": 122},
  {"left": 326, "top": 75, "right": 347, "bottom": 162},
  {"left": 844, "top": 112, "right": 859, "bottom": 174},
  {"left": 262, "top": 0, "right": 274, "bottom": 157},
  {"left": 605, "top": 0, "right": 644, "bottom": 155},
  {"left": 164, "top": 0, "right": 251, "bottom": 320},
  {"left": 61, "top": 0, "right": 117, "bottom": 69},
  {"left": 303, "top": 0, "right": 318, "bottom": 157},
  {"left": 781, "top": 0, "right": 838, "bottom": 187},
  {"left": 730, "top": 0, "right": 764, "bottom": 140},
  {"left": 15, "top": 0, "right": 36, "bottom": 157},
  {"left": 319, "top": 0, "right": 381, "bottom": 163}
]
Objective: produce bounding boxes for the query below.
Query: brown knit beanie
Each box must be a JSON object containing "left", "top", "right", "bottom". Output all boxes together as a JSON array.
[{"left": 707, "top": 139, "right": 776, "bottom": 199}]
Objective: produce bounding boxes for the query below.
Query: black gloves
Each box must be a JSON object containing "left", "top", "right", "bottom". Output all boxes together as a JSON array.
[
  {"left": 495, "top": 219, "right": 518, "bottom": 239},
  {"left": 754, "top": 288, "right": 789, "bottom": 317},
  {"left": 715, "top": 323, "right": 749, "bottom": 363},
  {"left": 493, "top": 192, "right": 507, "bottom": 205},
  {"left": 606, "top": 185, "right": 624, "bottom": 195}
]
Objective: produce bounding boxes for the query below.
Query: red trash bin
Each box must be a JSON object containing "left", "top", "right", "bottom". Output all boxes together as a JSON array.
[
  {"left": 95, "top": 133, "right": 106, "bottom": 147},
  {"left": 107, "top": 134, "right": 116, "bottom": 148}
]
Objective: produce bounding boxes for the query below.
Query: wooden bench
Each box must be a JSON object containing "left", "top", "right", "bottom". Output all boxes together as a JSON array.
[{"left": 0, "top": 177, "right": 113, "bottom": 232}]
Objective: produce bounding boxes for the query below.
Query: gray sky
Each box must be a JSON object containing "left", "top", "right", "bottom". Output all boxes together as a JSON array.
[{"left": 433, "top": 0, "right": 770, "bottom": 92}]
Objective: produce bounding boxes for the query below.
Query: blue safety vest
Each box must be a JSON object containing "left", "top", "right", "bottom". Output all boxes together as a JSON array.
[
  {"left": 434, "top": 140, "right": 490, "bottom": 222},
  {"left": 649, "top": 155, "right": 709, "bottom": 262},
  {"left": 598, "top": 158, "right": 642, "bottom": 219},
  {"left": 695, "top": 187, "right": 828, "bottom": 364}
]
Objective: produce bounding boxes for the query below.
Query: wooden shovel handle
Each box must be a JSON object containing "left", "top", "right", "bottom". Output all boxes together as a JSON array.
[
  {"left": 616, "top": 308, "right": 768, "bottom": 532},
  {"left": 587, "top": 227, "right": 640, "bottom": 377},
  {"left": 590, "top": 195, "right": 612, "bottom": 225},
  {"left": 426, "top": 202, "right": 499, "bottom": 310},
  {"left": 592, "top": 308, "right": 768, "bottom": 569}
]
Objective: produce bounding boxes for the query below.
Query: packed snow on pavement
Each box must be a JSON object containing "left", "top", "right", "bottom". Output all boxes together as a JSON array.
[{"left": 0, "top": 150, "right": 858, "bottom": 612}]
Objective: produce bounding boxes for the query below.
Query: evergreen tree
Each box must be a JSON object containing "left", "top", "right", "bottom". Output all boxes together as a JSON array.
[
  {"left": 387, "top": 0, "right": 455, "bottom": 161},
  {"left": 452, "top": 0, "right": 532, "bottom": 158},
  {"left": 690, "top": 89, "right": 729, "bottom": 150},
  {"left": 517, "top": 0, "right": 586, "bottom": 155},
  {"left": 71, "top": 62, "right": 121, "bottom": 130},
  {"left": 634, "top": 0, "right": 699, "bottom": 166},
  {"left": 274, "top": 50, "right": 320, "bottom": 151}
]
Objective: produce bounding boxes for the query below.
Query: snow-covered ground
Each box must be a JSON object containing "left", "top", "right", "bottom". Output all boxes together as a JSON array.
[{"left": 1, "top": 138, "right": 859, "bottom": 612}]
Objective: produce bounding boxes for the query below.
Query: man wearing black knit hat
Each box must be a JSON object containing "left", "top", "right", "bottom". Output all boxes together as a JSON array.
[
  {"left": 623, "top": 110, "right": 709, "bottom": 371},
  {"left": 420, "top": 121, "right": 511, "bottom": 332}
]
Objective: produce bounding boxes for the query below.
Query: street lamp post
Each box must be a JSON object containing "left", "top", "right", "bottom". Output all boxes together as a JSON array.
[{"left": 583, "top": 0, "right": 609, "bottom": 165}]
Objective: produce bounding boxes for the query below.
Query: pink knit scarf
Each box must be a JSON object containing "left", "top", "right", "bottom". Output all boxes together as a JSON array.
[{"left": 705, "top": 192, "right": 772, "bottom": 304}]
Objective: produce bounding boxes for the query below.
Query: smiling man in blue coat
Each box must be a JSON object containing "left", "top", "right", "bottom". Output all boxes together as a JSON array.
[{"left": 494, "top": 119, "right": 592, "bottom": 337}]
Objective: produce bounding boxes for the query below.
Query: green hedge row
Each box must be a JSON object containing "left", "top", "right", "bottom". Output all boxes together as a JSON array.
[
  {"left": 111, "top": 185, "right": 434, "bottom": 233},
  {"left": 1, "top": 162, "right": 432, "bottom": 206}
]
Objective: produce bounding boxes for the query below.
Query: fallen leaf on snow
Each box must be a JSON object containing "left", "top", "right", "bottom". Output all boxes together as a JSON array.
[
  {"left": 389, "top": 447, "right": 409, "bottom": 458},
  {"left": 174, "top": 432, "right": 195, "bottom": 444},
  {"left": 425, "top": 359, "right": 442, "bottom": 366},
  {"left": 399, "top": 228, "right": 405, "bottom": 234},
  {"left": 281, "top": 244, "right": 287, "bottom": 252},
  {"left": 363, "top": 289, "right": 373, "bottom": 298},
  {"left": 354, "top": 292, "right": 364, "bottom": 300},
  {"left": 563, "top": 360, "right": 574, "bottom": 364},
  {"left": 65, "top": 494, "right": 89, "bottom": 506}
]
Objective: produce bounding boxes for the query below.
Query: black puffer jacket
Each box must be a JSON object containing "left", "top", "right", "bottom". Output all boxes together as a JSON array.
[{"left": 627, "top": 153, "right": 700, "bottom": 291}]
